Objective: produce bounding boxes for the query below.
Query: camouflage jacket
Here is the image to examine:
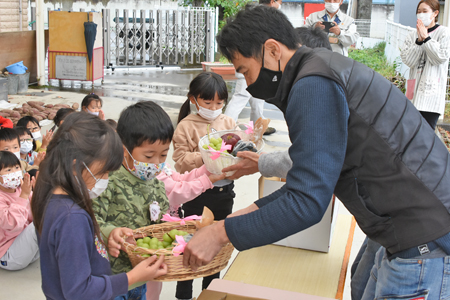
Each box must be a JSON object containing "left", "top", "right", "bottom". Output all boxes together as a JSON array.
[{"left": 92, "top": 165, "right": 169, "bottom": 276}]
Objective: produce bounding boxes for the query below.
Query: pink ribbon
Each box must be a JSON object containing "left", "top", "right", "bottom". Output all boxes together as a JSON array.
[
  {"left": 244, "top": 121, "right": 254, "bottom": 134},
  {"left": 161, "top": 214, "right": 202, "bottom": 225},
  {"left": 208, "top": 141, "right": 232, "bottom": 160},
  {"left": 173, "top": 235, "right": 187, "bottom": 257}
]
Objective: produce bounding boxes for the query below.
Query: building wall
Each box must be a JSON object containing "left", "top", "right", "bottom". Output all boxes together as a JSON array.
[
  {"left": 370, "top": 4, "right": 395, "bottom": 38},
  {"left": 0, "top": 0, "right": 28, "bottom": 32}
]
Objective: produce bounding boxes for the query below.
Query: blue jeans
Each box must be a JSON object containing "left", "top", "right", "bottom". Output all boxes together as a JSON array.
[
  {"left": 114, "top": 284, "right": 147, "bottom": 300},
  {"left": 361, "top": 248, "right": 450, "bottom": 300},
  {"left": 351, "top": 237, "right": 382, "bottom": 300}
]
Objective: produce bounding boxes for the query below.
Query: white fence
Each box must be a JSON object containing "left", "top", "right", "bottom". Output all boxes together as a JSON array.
[
  {"left": 102, "top": 7, "right": 218, "bottom": 67},
  {"left": 384, "top": 20, "right": 450, "bottom": 103}
]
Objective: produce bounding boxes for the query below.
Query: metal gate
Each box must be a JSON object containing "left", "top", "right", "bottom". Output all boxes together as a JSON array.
[{"left": 102, "top": 7, "right": 218, "bottom": 67}]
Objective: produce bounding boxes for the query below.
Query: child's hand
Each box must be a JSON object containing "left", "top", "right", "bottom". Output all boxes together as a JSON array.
[
  {"left": 208, "top": 173, "right": 226, "bottom": 184},
  {"left": 32, "top": 171, "right": 39, "bottom": 190},
  {"left": 127, "top": 255, "right": 167, "bottom": 286},
  {"left": 99, "top": 109, "right": 105, "bottom": 120},
  {"left": 108, "top": 227, "right": 135, "bottom": 257},
  {"left": 20, "top": 173, "right": 32, "bottom": 200},
  {"left": 41, "top": 130, "right": 54, "bottom": 149},
  {"left": 34, "top": 152, "right": 46, "bottom": 166}
]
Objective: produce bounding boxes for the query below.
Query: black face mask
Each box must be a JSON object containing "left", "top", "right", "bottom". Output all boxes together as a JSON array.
[{"left": 246, "top": 47, "right": 282, "bottom": 101}]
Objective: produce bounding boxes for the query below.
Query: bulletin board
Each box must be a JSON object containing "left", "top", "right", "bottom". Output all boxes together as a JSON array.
[{"left": 48, "top": 11, "right": 104, "bottom": 82}]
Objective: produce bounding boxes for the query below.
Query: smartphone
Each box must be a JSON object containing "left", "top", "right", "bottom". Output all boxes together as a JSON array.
[{"left": 322, "top": 21, "right": 335, "bottom": 33}]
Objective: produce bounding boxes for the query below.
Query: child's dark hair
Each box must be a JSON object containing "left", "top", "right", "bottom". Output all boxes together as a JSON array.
[
  {"left": 0, "top": 150, "right": 21, "bottom": 171},
  {"left": 31, "top": 112, "right": 123, "bottom": 240},
  {"left": 51, "top": 108, "right": 76, "bottom": 131},
  {"left": 117, "top": 101, "right": 174, "bottom": 153},
  {"left": 0, "top": 128, "right": 20, "bottom": 145},
  {"left": 177, "top": 72, "right": 228, "bottom": 123},
  {"left": 81, "top": 93, "right": 103, "bottom": 110},
  {"left": 16, "top": 116, "right": 40, "bottom": 129},
  {"left": 15, "top": 126, "right": 37, "bottom": 151},
  {"left": 105, "top": 119, "right": 117, "bottom": 130}
]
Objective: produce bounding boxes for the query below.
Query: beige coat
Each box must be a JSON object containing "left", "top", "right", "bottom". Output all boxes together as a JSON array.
[{"left": 172, "top": 113, "right": 235, "bottom": 174}]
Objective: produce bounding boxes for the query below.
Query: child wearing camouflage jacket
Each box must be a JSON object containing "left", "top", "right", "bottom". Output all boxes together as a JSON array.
[{"left": 93, "top": 101, "right": 224, "bottom": 300}]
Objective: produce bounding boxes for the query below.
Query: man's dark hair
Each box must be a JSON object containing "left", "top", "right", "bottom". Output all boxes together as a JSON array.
[
  {"left": 117, "top": 101, "right": 174, "bottom": 152},
  {"left": 259, "top": 0, "right": 271, "bottom": 4},
  {"left": 295, "top": 27, "right": 332, "bottom": 51},
  {"left": 217, "top": 4, "right": 299, "bottom": 61},
  {"left": 0, "top": 128, "right": 20, "bottom": 145}
]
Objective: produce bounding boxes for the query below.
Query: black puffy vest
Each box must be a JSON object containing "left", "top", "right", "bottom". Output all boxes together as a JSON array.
[{"left": 268, "top": 46, "right": 450, "bottom": 254}]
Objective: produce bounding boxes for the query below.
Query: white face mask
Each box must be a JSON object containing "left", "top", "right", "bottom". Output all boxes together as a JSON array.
[
  {"left": 325, "top": 2, "right": 340, "bottom": 14},
  {"left": 13, "top": 151, "right": 21, "bottom": 160},
  {"left": 83, "top": 162, "right": 109, "bottom": 199},
  {"left": 86, "top": 108, "right": 100, "bottom": 117},
  {"left": 31, "top": 131, "right": 41, "bottom": 140},
  {"left": 417, "top": 12, "right": 434, "bottom": 27},
  {"left": 275, "top": 1, "right": 281, "bottom": 9},
  {"left": 195, "top": 98, "right": 222, "bottom": 121},
  {"left": 0, "top": 170, "right": 23, "bottom": 189},
  {"left": 20, "top": 141, "right": 33, "bottom": 154}
]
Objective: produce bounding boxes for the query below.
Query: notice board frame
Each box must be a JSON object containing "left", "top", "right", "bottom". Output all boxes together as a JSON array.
[{"left": 48, "top": 47, "right": 104, "bottom": 83}]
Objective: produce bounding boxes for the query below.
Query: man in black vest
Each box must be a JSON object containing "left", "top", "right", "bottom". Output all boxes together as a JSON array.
[{"left": 183, "top": 5, "right": 450, "bottom": 299}]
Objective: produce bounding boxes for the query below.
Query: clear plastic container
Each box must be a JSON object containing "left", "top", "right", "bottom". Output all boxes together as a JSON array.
[{"left": 198, "top": 129, "right": 264, "bottom": 176}]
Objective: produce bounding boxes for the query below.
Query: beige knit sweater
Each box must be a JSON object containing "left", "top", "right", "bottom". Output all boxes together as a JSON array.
[{"left": 172, "top": 113, "right": 235, "bottom": 174}]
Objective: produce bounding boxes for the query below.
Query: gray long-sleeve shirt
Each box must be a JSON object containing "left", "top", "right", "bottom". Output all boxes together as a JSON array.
[{"left": 258, "top": 150, "right": 292, "bottom": 179}]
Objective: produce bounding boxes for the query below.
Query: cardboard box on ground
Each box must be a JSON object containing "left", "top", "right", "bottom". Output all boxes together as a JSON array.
[{"left": 258, "top": 177, "right": 338, "bottom": 252}]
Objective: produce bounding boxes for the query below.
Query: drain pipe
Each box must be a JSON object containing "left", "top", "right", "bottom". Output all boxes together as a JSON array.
[
  {"left": 36, "top": 0, "right": 45, "bottom": 86},
  {"left": 19, "top": 0, "right": 22, "bottom": 31}
]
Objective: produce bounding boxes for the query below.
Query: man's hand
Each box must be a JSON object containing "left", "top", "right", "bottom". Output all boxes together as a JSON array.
[
  {"left": 417, "top": 19, "right": 428, "bottom": 42},
  {"left": 227, "top": 203, "right": 259, "bottom": 218},
  {"left": 222, "top": 151, "right": 261, "bottom": 180},
  {"left": 315, "top": 21, "right": 325, "bottom": 30},
  {"left": 183, "top": 220, "right": 229, "bottom": 271},
  {"left": 329, "top": 22, "right": 341, "bottom": 36}
]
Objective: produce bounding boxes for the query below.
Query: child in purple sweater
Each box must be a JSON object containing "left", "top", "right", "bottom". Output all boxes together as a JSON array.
[{"left": 31, "top": 112, "right": 168, "bottom": 300}]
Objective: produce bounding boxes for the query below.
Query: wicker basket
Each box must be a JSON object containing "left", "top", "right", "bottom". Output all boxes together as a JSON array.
[
  {"left": 122, "top": 221, "right": 234, "bottom": 282},
  {"left": 198, "top": 129, "right": 264, "bottom": 176}
]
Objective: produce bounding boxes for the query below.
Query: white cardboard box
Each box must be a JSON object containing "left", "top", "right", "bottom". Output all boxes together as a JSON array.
[{"left": 258, "top": 176, "right": 339, "bottom": 253}]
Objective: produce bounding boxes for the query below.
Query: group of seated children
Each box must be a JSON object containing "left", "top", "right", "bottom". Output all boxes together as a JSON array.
[
  {"left": 0, "top": 93, "right": 99, "bottom": 272},
  {"left": 0, "top": 71, "right": 235, "bottom": 300}
]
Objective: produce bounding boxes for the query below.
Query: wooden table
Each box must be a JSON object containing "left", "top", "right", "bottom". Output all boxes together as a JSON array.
[{"left": 223, "top": 215, "right": 356, "bottom": 300}]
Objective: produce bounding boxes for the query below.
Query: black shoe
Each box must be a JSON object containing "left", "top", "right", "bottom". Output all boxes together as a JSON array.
[{"left": 263, "top": 127, "right": 276, "bottom": 135}]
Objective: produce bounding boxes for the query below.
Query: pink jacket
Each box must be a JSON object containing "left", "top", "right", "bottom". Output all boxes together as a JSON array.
[
  {"left": 0, "top": 188, "right": 32, "bottom": 258},
  {"left": 157, "top": 164, "right": 213, "bottom": 215}
]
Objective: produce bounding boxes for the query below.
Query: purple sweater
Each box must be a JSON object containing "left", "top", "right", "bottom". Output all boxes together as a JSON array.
[{"left": 38, "top": 195, "right": 128, "bottom": 299}]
